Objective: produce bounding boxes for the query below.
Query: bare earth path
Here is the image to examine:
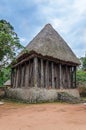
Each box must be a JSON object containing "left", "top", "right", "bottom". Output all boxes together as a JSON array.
[{"left": 0, "top": 102, "right": 86, "bottom": 130}]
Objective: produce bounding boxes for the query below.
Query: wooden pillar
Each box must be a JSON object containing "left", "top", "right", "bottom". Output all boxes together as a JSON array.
[
  {"left": 74, "top": 66, "right": 76, "bottom": 88},
  {"left": 45, "top": 60, "right": 49, "bottom": 88},
  {"left": 70, "top": 67, "right": 73, "bottom": 88},
  {"left": 66, "top": 65, "right": 68, "bottom": 88},
  {"left": 19, "top": 64, "right": 22, "bottom": 88},
  {"left": 15, "top": 67, "right": 19, "bottom": 88},
  {"left": 68, "top": 66, "right": 71, "bottom": 88},
  {"left": 25, "top": 63, "right": 29, "bottom": 88},
  {"left": 59, "top": 64, "right": 62, "bottom": 89},
  {"left": 34, "top": 57, "right": 38, "bottom": 87},
  {"left": 13, "top": 68, "right": 16, "bottom": 88},
  {"left": 21, "top": 65, "right": 24, "bottom": 87},
  {"left": 73, "top": 66, "right": 76, "bottom": 88},
  {"left": 41, "top": 59, "right": 44, "bottom": 87},
  {"left": 11, "top": 68, "right": 13, "bottom": 87},
  {"left": 19, "top": 66, "right": 21, "bottom": 87},
  {"left": 51, "top": 62, "right": 55, "bottom": 88}
]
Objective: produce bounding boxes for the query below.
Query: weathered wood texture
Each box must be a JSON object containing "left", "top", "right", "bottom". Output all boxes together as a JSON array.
[
  {"left": 34, "top": 57, "right": 38, "bottom": 87},
  {"left": 12, "top": 56, "right": 77, "bottom": 89}
]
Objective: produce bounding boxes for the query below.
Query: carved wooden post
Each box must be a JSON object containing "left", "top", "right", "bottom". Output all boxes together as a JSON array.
[
  {"left": 21, "top": 65, "right": 24, "bottom": 87},
  {"left": 19, "top": 64, "right": 22, "bottom": 88},
  {"left": 15, "top": 67, "right": 19, "bottom": 88},
  {"left": 25, "top": 63, "right": 29, "bottom": 88},
  {"left": 41, "top": 59, "right": 44, "bottom": 87},
  {"left": 51, "top": 62, "right": 55, "bottom": 88},
  {"left": 11, "top": 68, "right": 13, "bottom": 87},
  {"left": 18, "top": 65, "right": 21, "bottom": 88},
  {"left": 70, "top": 67, "right": 73, "bottom": 88},
  {"left": 59, "top": 64, "right": 62, "bottom": 89},
  {"left": 34, "top": 57, "right": 38, "bottom": 87},
  {"left": 74, "top": 66, "right": 76, "bottom": 88},
  {"left": 45, "top": 60, "right": 49, "bottom": 88},
  {"left": 68, "top": 66, "right": 71, "bottom": 88},
  {"left": 73, "top": 66, "right": 76, "bottom": 88},
  {"left": 13, "top": 68, "right": 16, "bottom": 88}
]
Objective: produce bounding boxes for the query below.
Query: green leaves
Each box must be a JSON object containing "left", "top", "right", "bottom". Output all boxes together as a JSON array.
[
  {"left": 0, "top": 19, "right": 24, "bottom": 86},
  {"left": 80, "top": 57, "right": 86, "bottom": 71},
  {"left": 0, "top": 19, "right": 23, "bottom": 67}
]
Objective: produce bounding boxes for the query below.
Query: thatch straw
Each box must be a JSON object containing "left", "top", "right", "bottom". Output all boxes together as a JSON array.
[{"left": 18, "top": 24, "right": 80, "bottom": 65}]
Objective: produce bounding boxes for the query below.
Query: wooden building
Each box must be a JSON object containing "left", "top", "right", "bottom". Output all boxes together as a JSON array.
[{"left": 11, "top": 24, "right": 80, "bottom": 89}]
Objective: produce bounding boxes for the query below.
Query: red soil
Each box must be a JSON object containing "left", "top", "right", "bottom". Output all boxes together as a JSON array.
[{"left": 0, "top": 102, "right": 86, "bottom": 130}]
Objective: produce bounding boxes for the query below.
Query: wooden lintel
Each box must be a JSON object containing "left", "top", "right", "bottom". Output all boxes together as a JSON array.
[{"left": 12, "top": 54, "right": 35, "bottom": 68}]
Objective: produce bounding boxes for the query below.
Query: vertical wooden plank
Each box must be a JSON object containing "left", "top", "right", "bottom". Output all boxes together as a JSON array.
[
  {"left": 51, "top": 62, "right": 55, "bottom": 88},
  {"left": 15, "top": 67, "right": 19, "bottom": 88},
  {"left": 25, "top": 63, "right": 29, "bottom": 88},
  {"left": 19, "top": 64, "right": 22, "bottom": 88},
  {"left": 23, "top": 63, "right": 26, "bottom": 87},
  {"left": 41, "top": 59, "right": 44, "bottom": 87},
  {"left": 66, "top": 65, "right": 68, "bottom": 88},
  {"left": 18, "top": 65, "right": 20, "bottom": 88},
  {"left": 27, "top": 61, "right": 29, "bottom": 87},
  {"left": 49, "top": 62, "right": 52, "bottom": 87},
  {"left": 11, "top": 68, "right": 13, "bottom": 87},
  {"left": 45, "top": 60, "right": 49, "bottom": 88},
  {"left": 34, "top": 57, "right": 38, "bottom": 87},
  {"left": 74, "top": 66, "right": 76, "bottom": 88},
  {"left": 13, "top": 68, "right": 16, "bottom": 88},
  {"left": 21, "top": 65, "right": 24, "bottom": 88},
  {"left": 56, "top": 64, "right": 59, "bottom": 89},
  {"left": 68, "top": 66, "right": 71, "bottom": 88},
  {"left": 72, "top": 66, "right": 76, "bottom": 88},
  {"left": 59, "top": 64, "right": 62, "bottom": 89},
  {"left": 31, "top": 59, "right": 34, "bottom": 87},
  {"left": 70, "top": 67, "right": 73, "bottom": 88}
]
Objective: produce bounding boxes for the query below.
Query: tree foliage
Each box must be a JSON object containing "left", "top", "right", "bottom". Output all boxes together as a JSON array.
[
  {"left": 0, "top": 19, "right": 23, "bottom": 69},
  {"left": 0, "top": 66, "right": 11, "bottom": 86},
  {"left": 80, "top": 56, "right": 86, "bottom": 70},
  {"left": 0, "top": 19, "right": 23, "bottom": 86}
]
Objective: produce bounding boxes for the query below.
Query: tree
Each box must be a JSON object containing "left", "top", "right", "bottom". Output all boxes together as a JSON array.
[
  {"left": 0, "top": 19, "right": 23, "bottom": 70},
  {"left": 0, "top": 19, "right": 23, "bottom": 86},
  {"left": 80, "top": 57, "right": 86, "bottom": 71}
]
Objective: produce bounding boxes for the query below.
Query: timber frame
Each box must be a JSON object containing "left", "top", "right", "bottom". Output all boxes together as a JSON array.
[
  {"left": 11, "top": 53, "right": 77, "bottom": 89},
  {"left": 11, "top": 24, "right": 80, "bottom": 89}
]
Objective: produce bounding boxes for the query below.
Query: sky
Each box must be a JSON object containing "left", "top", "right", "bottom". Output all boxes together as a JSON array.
[{"left": 0, "top": 0, "right": 86, "bottom": 58}]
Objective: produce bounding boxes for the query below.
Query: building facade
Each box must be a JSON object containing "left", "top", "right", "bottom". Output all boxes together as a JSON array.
[{"left": 11, "top": 24, "right": 80, "bottom": 89}]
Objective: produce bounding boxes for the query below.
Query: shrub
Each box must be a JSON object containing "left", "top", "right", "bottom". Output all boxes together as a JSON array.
[{"left": 78, "top": 86, "right": 86, "bottom": 97}]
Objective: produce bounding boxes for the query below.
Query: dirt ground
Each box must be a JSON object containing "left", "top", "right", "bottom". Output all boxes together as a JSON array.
[{"left": 0, "top": 102, "right": 86, "bottom": 130}]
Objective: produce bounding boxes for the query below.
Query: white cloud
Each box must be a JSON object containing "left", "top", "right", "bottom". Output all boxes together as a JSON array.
[
  {"left": 20, "top": 37, "right": 28, "bottom": 46},
  {"left": 2, "top": 0, "right": 85, "bottom": 57}
]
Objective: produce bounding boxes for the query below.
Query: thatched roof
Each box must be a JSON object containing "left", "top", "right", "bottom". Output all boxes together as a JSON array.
[
  {"left": 4, "top": 80, "right": 11, "bottom": 86},
  {"left": 19, "top": 24, "right": 80, "bottom": 65}
]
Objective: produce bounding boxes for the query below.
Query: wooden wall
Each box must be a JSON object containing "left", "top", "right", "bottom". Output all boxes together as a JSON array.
[{"left": 12, "top": 56, "right": 76, "bottom": 89}]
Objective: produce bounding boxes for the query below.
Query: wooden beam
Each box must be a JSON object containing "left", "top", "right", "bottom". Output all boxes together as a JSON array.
[{"left": 12, "top": 54, "right": 35, "bottom": 68}]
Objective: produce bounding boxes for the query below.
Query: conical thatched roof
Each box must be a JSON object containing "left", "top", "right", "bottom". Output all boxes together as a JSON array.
[{"left": 20, "top": 24, "right": 80, "bottom": 65}]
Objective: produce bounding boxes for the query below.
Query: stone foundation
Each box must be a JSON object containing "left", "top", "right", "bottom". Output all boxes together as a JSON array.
[{"left": 5, "top": 88, "right": 80, "bottom": 103}]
